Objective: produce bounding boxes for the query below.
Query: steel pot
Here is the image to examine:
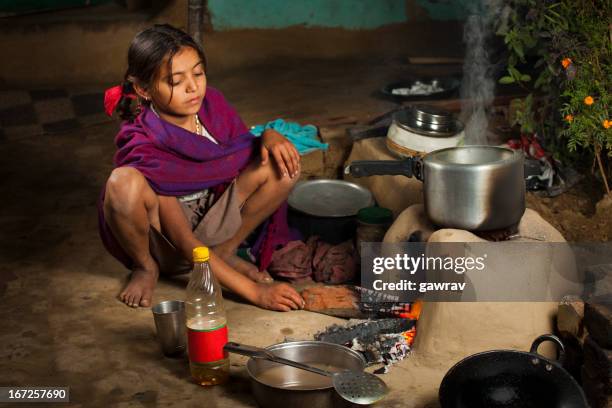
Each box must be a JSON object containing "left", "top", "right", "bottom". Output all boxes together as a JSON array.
[
  {"left": 345, "top": 146, "right": 525, "bottom": 231},
  {"left": 438, "top": 334, "right": 589, "bottom": 408},
  {"left": 245, "top": 341, "right": 367, "bottom": 408}
]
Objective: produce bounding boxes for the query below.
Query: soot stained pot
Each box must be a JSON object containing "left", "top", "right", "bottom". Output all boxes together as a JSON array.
[
  {"left": 345, "top": 145, "right": 525, "bottom": 231},
  {"left": 288, "top": 180, "right": 374, "bottom": 244},
  {"left": 380, "top": 77, "right": 461, "bottom": 102}
]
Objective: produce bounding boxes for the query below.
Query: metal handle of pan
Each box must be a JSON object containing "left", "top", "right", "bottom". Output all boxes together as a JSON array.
[
  {"left": 344, "top": 157, "right": 423, "bottom": 181},
  {"left": 529, "top": 334, "right": 566, "bottom": 366},
  {"left": 224, "top": 342, "right": 331, "bottom": 377},
  {"left": 224, "top": 341, "right": 281, "bottom": 361}
]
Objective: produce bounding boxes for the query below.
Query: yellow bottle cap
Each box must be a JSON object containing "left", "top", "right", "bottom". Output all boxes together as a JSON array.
[{"left": 193, "top": 246, "right": 210, "bottom": 262}]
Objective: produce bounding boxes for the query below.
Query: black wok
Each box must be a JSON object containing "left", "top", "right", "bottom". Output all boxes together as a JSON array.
[{"left": 439, "top": 334, "right": 589, "bottom": 408}]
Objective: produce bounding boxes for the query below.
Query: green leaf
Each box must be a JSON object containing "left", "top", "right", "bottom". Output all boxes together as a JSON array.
[
  {"left": 499, "top": 76, "right": 515, "bottom": 84},
  {"left": 513, "top": 43, "right": 525, "bottom": 60},
  {"left": 544, "top": 14, "right": 556, "bottom": 25},
  {"left": 534, "top": 73, "right": 548, "bottom": 89},
  {"left": 521, "top": 74, "right": 532, "bottom": 82},
  {"left": 509, "top": 66, "right": 522, "bottom": 80}
]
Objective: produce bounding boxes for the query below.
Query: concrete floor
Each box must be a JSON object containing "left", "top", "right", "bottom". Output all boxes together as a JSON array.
[{"left": 0, "top": 58, "right": 467, "bottom": 407}]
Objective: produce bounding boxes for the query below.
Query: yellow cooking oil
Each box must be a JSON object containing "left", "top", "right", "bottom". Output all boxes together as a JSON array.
[
  {"left": 188, "top": 358, "right": 230, "bottom": 386},
  {"left": 186, "top": 316, "right": 230, "bottom": 385}
]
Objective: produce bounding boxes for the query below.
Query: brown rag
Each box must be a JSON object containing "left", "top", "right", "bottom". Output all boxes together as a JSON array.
[{"left": 269, "top": 236, "right": 357, "bottom": 284}]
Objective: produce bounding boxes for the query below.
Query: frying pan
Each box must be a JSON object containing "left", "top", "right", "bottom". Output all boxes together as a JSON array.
[{"left": 439, "top": 334, "right": 589, "bottom": 408}]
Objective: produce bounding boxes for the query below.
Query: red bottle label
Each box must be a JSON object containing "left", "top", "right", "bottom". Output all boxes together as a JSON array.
[{"left": 187, "top": 324, "right": 229, "bottom": 363}]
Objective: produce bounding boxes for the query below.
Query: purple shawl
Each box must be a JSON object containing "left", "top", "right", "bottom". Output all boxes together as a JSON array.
[
  {"left": 98, "top": 86, "right": 289, "bottom": 271},
  {"left": 114, "top": 86, "right": 255, "bottom": 195}
]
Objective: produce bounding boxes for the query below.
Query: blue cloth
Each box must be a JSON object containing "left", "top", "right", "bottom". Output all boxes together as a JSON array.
[{"left": 251, "top": 119, "right": 328, "bottom": 155}]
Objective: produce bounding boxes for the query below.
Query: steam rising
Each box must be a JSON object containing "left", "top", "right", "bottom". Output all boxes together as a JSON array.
[{"left": 461, "top": 1, "right": 503, "bottom": 145}]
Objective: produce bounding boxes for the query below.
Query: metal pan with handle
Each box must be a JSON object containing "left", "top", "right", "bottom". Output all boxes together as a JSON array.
[
  {"left": 344, "top": 145, "right": 525, "bottom": 231},
  {"left": 438, "top": 334, "right": 589, "bottom": 408}
]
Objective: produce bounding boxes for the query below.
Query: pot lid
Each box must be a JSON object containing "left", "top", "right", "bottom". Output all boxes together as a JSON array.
[
  {"left": 393, "top": 108, "right": 464, "bottom": 137},
  {"left": 288, "top": 180, "right": 374, "bottom": 217},
  {"left": 412, "top": 105, "right": 454, "bottom": 126}
]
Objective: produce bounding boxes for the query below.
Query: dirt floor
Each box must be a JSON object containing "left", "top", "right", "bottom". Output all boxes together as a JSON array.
[
  {"left": 0, "top": 57, "right": 609, "bottom": 407},
  {"left": 527, "top": 183, "right": 612, "bottom": 243}
]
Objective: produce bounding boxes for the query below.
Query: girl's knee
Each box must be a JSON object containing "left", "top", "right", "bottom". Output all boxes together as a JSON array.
[
  {"left": 106, "top": 167, "right": 150, "bottom": 202},
  {"left": 250, "top": 160, "right": 300, "bottom": 189},
  {"left": 279, "top": 167, "right": 300, "bottom": 189}
]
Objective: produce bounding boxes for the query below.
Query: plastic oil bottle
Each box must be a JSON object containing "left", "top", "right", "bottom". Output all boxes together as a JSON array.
[{"left": 185, "top": 246, "right": 229, "bottom": 385}]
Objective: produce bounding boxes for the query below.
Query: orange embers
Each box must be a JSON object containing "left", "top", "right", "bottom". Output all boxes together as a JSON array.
[
  {"left": 394, "top": 300, "right": 423, "bottom": 347},
  {"left": 396, "top": 299, "right": 423, "bottom": 320},
  {"left": 402, "top": 327, "right": 417, "bottom": 346}
]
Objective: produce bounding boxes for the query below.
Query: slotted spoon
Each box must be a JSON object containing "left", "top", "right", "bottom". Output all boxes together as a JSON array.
[{"left": 224, "top": 341, "right": 388, "bottom": 405}]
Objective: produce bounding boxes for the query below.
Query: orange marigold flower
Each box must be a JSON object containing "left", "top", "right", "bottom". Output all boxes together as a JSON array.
[
  {"left": 604, "top": 120, "right": 611, "bottom": 129},
  {"left": 584, "top": 96, "right": 594, "bottom": 105},
  {"left": 565, "top": 114, "right": 574, "bottom": 122},
  {"left": 561, "top": 58, "right": 572, "bottom": 69}
]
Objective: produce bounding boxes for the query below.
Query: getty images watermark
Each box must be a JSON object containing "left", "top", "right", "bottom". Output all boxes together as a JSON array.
[{"left": 361, "top": 242, "right": 612, "bottom": 302}]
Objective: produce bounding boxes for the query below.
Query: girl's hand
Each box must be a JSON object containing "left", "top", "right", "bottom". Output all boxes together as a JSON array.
[
  {"left": 254, "top": 282, "right": 305, "bottom": 312},
  {"left": 261, "top": 129, "right": 300, "bottom": 178}
]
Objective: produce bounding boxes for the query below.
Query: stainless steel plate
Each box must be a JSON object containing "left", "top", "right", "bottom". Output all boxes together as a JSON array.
[{"left": 288, "top": 180, "right": 374, "bottom": 217}]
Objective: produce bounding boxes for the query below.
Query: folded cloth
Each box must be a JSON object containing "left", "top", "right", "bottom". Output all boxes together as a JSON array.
[
  {"left": 269, "top": 236, "right": 356, "bottom": 284},
  {"left": 312, "top": 238, "right": 357, "bottom": 284},
  {"left": 250, "top": 118, "right": 329, "bottom": 155},
  {"left": 268, "top": 238, "right": 317, "bottom": 281}
]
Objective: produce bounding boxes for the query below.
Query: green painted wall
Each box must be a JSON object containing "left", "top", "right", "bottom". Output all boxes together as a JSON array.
[
  {"left": 208, "top": 0, "right": 407, "bottom": 30},
  {"left": 414, "top": 0, "right": 475, "bottom": 21},
  {"left": 208, "top": 0, "right": 474, "bottom": 30}
]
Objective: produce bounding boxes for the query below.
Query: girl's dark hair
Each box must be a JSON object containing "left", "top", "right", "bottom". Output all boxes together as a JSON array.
[{"left": 117, "top": 24, "right": 207, "bottom": 121}]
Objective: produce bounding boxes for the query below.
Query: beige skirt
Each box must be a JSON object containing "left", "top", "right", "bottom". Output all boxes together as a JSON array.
[{"left": 149, "top": 180, "right": 243, "bottom": 275}]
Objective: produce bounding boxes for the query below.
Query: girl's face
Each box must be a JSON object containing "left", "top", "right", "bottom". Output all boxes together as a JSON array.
[{"left": 140, "top": 46, "right": 206, "bottom": 117}]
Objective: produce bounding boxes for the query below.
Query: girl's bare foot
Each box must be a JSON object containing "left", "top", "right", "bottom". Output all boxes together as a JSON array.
[{"left": 119, "top": 258, "right": 159, "bottom": 308}]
